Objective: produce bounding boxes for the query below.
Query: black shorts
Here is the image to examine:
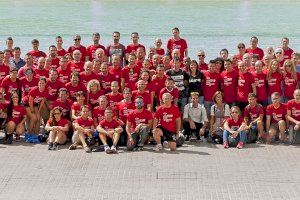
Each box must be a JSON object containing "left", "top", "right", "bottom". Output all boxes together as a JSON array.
[{"left": 156, "top": 125, "right": 176, "bottom": 142}]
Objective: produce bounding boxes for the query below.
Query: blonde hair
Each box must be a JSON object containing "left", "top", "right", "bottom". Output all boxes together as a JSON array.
[
  {"left": 267, "top": 59, "right": 281, "bottom": 80},
  {"left": 283, "top": 59, "right": 297, "bottom": 80},
  {"left": 87, "top": 79, "right": 101, "bottom": 92}
]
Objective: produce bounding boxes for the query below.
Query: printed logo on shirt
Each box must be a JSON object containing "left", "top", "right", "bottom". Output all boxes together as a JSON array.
[
  {"left": 224, "top": 77, "right": 232, "bottom": 86},
  {"left": 206, "top": 78, "right": 216, "bottom": 87},
  {"left": 162, "top": 112, "right": 173, "bottom": 122}
]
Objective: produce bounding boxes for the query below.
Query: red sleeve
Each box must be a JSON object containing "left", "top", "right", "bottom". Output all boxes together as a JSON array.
[
  {"left": 154, "top": 107, "right": 161, "bottom": 119},
  {"left": 166, "top": 39, "right": 172, "bottom": 51},
  {"left": 266, "top": 106, "right": 271, "bottom": 116}
]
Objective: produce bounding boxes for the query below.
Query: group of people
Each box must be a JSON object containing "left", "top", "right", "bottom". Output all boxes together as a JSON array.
[{"left": 0, "top": 27, "right": 300, "bottom": 153}]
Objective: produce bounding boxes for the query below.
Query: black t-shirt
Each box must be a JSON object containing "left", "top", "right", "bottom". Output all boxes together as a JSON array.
[
  {"left": 188, "top": 71, "right": 204, "bottom": 96},
  {"left": 166, "top": 69, "right": 189, "bottom": 98}
]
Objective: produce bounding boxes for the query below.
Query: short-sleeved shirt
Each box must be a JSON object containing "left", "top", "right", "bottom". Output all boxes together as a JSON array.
[
  {"left": 127, "top": 109, "right": 153, "bottom": 130},
  {"left": 166, "top": 38, "right": 188, "bottom": 61},
  {"left": 287, "top": 100, "right": 300, "bottom": 123},
  {"left": 7, "top": 105, "right": 26, "bottom": 124},
  {"left": 75, "top": 117, "right": 94, "bottom": 130},
  {"left": 243, "top": 104, "right": 264, "bottom": 122},
  {"left": 237, "top": 72, "right": 254, "bottom": 102},
  {"left": 154, "top": 104, "right": 180, "bottom": 133},
  {"left": 266, "top": 103, "right": 286, "bottom": 124},
  {"left": 99, "top": 119, "right": 121, "bottom": 130},
  {"left": 226, "top": 117, "right": 244, "bottom": 130}
]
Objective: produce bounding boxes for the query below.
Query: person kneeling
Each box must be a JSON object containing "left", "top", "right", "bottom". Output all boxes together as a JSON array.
[
  {"left": 96, "top": 107, "right": 123, "bottom": 154},
  {"left": 223, "top": 106, "right": 248, "bottom": 149},
  {"left": 286, "top": 89, "right": 300, "bottom": 144},
  {"left": 45, "top": 107, "right": 69, "bottom": 150}
]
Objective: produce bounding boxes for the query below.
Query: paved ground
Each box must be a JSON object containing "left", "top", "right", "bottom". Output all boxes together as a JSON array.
[{"left": 0, "top": 139, "right": 300, "bottom": 200}]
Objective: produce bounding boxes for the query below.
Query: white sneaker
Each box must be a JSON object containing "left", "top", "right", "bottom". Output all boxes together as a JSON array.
[
  {"left": 104, "top": 145, "right": 112, "bottom": 154},
  {"left": 163, "top": 141, "right": 169, "bottom": 148},
  {"left": 110, "top": 145, "right": 117, "bottom": 153},
  {"left": 153, "top": 144, "right": 163, "bottom": 151}
]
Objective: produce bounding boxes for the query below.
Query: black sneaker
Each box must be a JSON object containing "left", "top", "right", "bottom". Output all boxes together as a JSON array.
[
  {"left": 6, "top": 134, "right": 13, "bottom": 144},
  {"left": 52, "top": 143, "right": 58, "bottom": 150},
  {"left": 48, "top": 143, "right": 53, "bottom": 150}
]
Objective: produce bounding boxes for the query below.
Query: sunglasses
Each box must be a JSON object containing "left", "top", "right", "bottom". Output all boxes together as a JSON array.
[
  {"left": 198, "top": 55, "right": 205, "bottom": 57},
  {"left": 276, "top": 52, "right": 282, "bottom": 54},
  {"left": 238, "top": 46, "right": 245, "bottom": 49},
  {"left": 74, "top": 38, "right": 81, "bottom": 41}
]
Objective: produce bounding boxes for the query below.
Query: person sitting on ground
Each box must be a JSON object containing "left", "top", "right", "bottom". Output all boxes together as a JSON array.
[
  {"left": 45, "top": 107, "right": 69, "bottom": 150},
  {"left": 96, "top": 107, "right": 123, "bottom": 154},
  {"left": 5, "top": 91, "right": 26, "bottom": 144},
  {"left": 209, "top": 91, "right": 230, "bottom": 144},
  {"left": 223, "top": 106, "right": 248, "bottom": 149},
  {"left": 243, "top": 93, "right": 265, "bottom": 144},
  {"left": 126, "top": 96, "right": 153, "bottom": 151},
  {"left": 183, "top": 92, "right": 208, "bottom": 142},
  {"left": 153, "top": 92, "right": 181, "bottom": 151},
  {"left": 266, "top": 92, "right": 287, "bottom": 144},
  {"left": 71, "top": 91, "right": 91, "bottom": 121},
  {"left": 286, "top": 89, "right": 300, "bottom": 144},
  {"left": 69, "top": 105, "right": 94, "bottom": 153}
]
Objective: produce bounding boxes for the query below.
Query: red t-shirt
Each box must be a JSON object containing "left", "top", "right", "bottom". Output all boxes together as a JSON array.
[
  {"left": 99, "top": 119, "right": 120, "bottom": 130},
  {"left": 267, "top": 72, "right": 282, "bottom": 96},
  {"left": 0, "top": 64, "right": 10, "bottom": 82},
  {"left": 109, "top": 66, "right": 122, "bottom": 85},
  {"left": 28, "top": 87, "right": 49, "bottom": 104},
  {"left": 283, "top": 48, "right": 294, "bottom": 60},
  {"left": 57, "top": 49, "right": 67, "bottom": 57},
  {"left": 127, "top": 109, "right": 153, "bottom": 130},
  {"left": 203, "top": 71, "right": 221, "bottom": 101},
  {"left": 46, "top": 79, "right": 64, "bottom": 101},
  {"left": 99, "top": 72, "right": 115, "bottom": 93},
  {"left": 88, "top": 90, "right": 104, "bottom": 108},
  {"left": 237, "top": 72, "right": 254, "bottom": 102},
  {"left": 283, "top": 72, "right": 299, "bottom": 99},
  {"left": 126, "top": 43, "right": 146, "bottom": 54},
  {"left": 252, "top": 72, "right": 268, "bottom": 102},
  {"left": 68, "top": 45, "right": 86, "bottom": 62},
  {"left": 245, "top": 47, "right": 264, "bottom": 60},
  {"left": 121, "top": 65, "right": 141, "bottom": 90},
  {"left": 64, "top": 82, "right": 87, "bottom": 100},
  {"left": 105, "top": 92, "right": 123, "bottom": 108},
  {"left": 57, "top": 66, "right": 71, "bottom": 84},
  {"left": 155, "top": 48, "right": 165, "bottom": 56},
  {"left": 28, "top": 50, "right": 47, "bottom": 63},
  {"left": 243, "top": 105, "right": 264, "bottom": 122},
  {"left": 287, "top": 100, "right": 300, "bottom": 122},
  {"left": 221, "top": 70, "right": 238, "bottom": 103},
  {"left": 19, "top": 77, "right": 39, "bottom": 104},
  {"left": 71, "top": 102, "right": 91, "bottom": 117},
  {"left": 199, "top": 63, "right": 208, "bottom": 72},
  {"left": 7, "top": 105, "right": 26, "bottom": 124},
  {"left": 75, "top": 117, "right": 94, "bottom": 131},
  {"left": 0, "top": 76, "right": 20, "bottom": 100},
  {"left": 79, "top": 72, "right": 99, "bottom": 86},
  {"left": 34, "top": 68, "right": 49, "bottom": 79},
  {"left": 46, "top": 118, "right": 69, "bottom": 128},
  {"left": 166, "top": 38, "right": 188, "bottom": 61},
  {"left": 18, "top": 65, "right": 36, "bottom": 78},
  {"left": 50, "top": 57, "right": 60, "bottom": 69},
  {"left": 226, "top": 117, "right": 244, "bottom": 130},
  {"left": 67, "top": 60, "right": 85, "bottom": 73},
  {"left": 52, "top": 98, "right": 73, "bottom": 118},
  {"left": 86, "top": 44, "right": 107, "bottom": 61},
  {"left": 115, "top": 101, "right": 135, "bottom": 123},
  {"left": 152, "top": 75, "right": 167, "bottom": 100},
  {"left": 159, "top": 87, "right": 179, "bottom": 103},
  {"left": 132, "top": 90, "right": 152, "bottom": 107},
  {"left": 92, "top": 106, "right": 105, "bottom": 125},
  {"left": 154, "top": 104, "right": 180, "bottom": 133},
  {"left": 266, "top": 103, "right": 287, "bottom": 124}
]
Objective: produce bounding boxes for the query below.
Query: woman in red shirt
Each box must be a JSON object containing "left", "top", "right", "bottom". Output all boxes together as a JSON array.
[
  {"left": 223, "top": 106, "right": 248, "bottom": 149},
  {"left": 283, "top": 59, "right": 299, "bottom": 102},
  {"left": 45, "top": 107, "right": 69, "bottom": 150},
  {"left": 267, "top": 59, "right": 283, "bottom": 104},
  {"left": 5, "top": 91, "right": 26, "bottom": 144},
  {"left": 87, "top": 79, "right": 104, "bottom": 109}
]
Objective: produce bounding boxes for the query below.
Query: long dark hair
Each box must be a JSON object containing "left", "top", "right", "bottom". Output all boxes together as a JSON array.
[
  {"left": 49, "top": 107, "right": 62, "bottom": 126},
  {"left": 7, "top": 90, "right": 21, "bottom": 118}
]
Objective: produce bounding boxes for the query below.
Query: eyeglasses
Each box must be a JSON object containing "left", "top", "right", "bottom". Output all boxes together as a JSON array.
[
  {"left": 238, "top": 46, "right": 245, "bottom": 49},
  {"left": 231, "top": 111, "right": 239, "bottom": 114},
  {"left": 198, "top": 55, "right": 205, "bottom": 57},
  {"left": 53, "top": 112, "right": 61, "bottom": 115},
  {"left": 74, "top": 38, "right": 81, "bottom": 41},
  {"left": 276, "top": 52, "right": 282, "bottom": 54},
  {"left": 12, "top": 96, "right": 18, "bottom": 99}
]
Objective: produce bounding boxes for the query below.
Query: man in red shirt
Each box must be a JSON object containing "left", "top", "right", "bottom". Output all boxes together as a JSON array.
[
  {"left": 286, "top": 89, "right": 300, "bottom": 144},
  {"left": 57, "top": 56, "right": 71, "bottom": 84},
  {"left": 34, "top": 57, "right": 49, "bottom": 79},
  {"left": 48, "top": 45, "right": 60, "bottom": 68},
  {"left": 132, "top": 80, "right": 152, "bottom": 111},
  {"left": 115, "top": 88, "right": 135, "bottom": 125},
  {"left": 221, "top": 59, "right": 238, "bottom": 106},
  {"left": 96, "top": 107, "right": 123, "bottom": 154},
  {"left": 109, "top": 55, "right": 122, "bottom": 85},
  {"left": 281, "top": 37, "right": 294, "bottom": 60},
  {"left": 69, "top": 105, "right": 94, "bottom": 153},
  {"left": 0, "top": 51, "right": 10, "bottom": 83},
  {"left": 80, "top": 61, "right": 98, "bottom": 87},
  {"left": 67, "top": 50, "right": 85, "bottom": 72},
  {"left": 86, "top": 32, "right": 107, "bottom": 61},
  {"left": 46, "top": 69, "right": 64, "bottom": 104},
  {"left": 18, "top": 53, "right": 35, "bottom": 78},
  {"left": 105, "top": 81, "right": 123, "bottom": 108},
  {"left": 107, "top": 31, "right": 126, "bottom": 66},
  {"left": 28, "top": 39, "right": 47, "bottom": 64},
  {"left": 153, "top": 93, "right": 181, "bottom": 151},
  {"left": 243, "top": 93, "right": 265, "bottom": 143},
  {"left": 125, "top": 32, "right": 145, "bottom": 61},
  {"left": 197, "top": 50, "right": 208, "bottom": 72},
  {"left": 68, "top": 34, "right": 87, "bottom": 62},
  {"left": 245, "top": 36, "right": 264, "bottom": 60},
  {"left": 266, "top": 92, "right": 287, "bottom": 144},
  {"left": 56, "top": 36, "right": 67, "bottom": 58},
  {"left": 166, "top": 27, "right": 188, "bottom": 61},
  {"left": 121, "top": 53, "right": 140, "bottom": 90},
  {"left": 126, "top": 96, "right": 153, "bottom": 151}
]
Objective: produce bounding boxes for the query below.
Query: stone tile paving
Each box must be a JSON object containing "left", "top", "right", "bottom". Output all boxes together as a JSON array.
[{"left": 0, "top": 141, "right": 300, "bottom": 200}]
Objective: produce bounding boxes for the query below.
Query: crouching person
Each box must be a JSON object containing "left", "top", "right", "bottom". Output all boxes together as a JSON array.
[
  {"left": 126, "top": 96, "right": 153, "bottom": 151},
  {"left": 266, "top": 92, "right": 287, "bottom": 144},
  {"left": 96, "top": 107, "right": 123, "bottom": 154},
  {"left": 45, "top": 107, "right": 69, "bottom": 150},
  {"left": 153, "top": 93, "right": 181, "bottom": 151},
  {"left": 69, "top": 105, "right": 94, "bottom": 153},
  {"left": 243, "top": 93, "right": 265, "bottom": 144},
  {"left": 223, "top": 106, "right": 248, "bottom": 149},
  {"left": 183, "top": 92, "right": 208, "bottom": 142},
  {"left": 286, "top": 89, "right": 300, "bottom": 144}
]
